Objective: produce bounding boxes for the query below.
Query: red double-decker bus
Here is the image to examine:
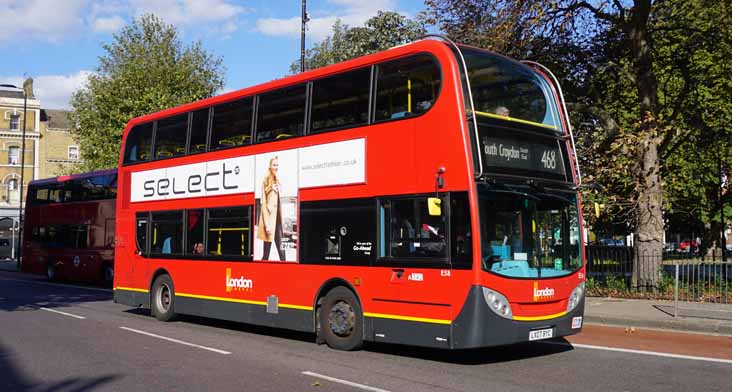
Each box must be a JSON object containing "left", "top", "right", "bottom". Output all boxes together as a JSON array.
[
  {"left": 113, "top": 37, "right": 585, "bottom": 350},
  {"left": 22, "top": 169, "right": 117, "bottom": 283}
]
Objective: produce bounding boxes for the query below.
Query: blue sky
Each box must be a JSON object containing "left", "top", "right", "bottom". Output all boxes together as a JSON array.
[{"left": 0, "top": 0, "right": 427, "bottom": 109}]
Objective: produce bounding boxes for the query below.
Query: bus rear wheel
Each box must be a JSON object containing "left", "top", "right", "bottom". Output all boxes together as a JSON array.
[
  {"left": 320, "top": 287, "right": 363, "bottom": 351},
  {"left": 101, "top": 264, "right": 114, "bottom": 285},
  {"left": 151, "top": 275, "right": 176, "bottom": 322}
]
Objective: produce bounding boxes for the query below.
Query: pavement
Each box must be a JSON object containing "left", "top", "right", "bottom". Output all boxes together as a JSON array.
[
  {"left": 584, "top": 296, "right": 732, "bottom": 336},
  {"left": 2, "top": 258, "right": 731, "bottom": 336}
]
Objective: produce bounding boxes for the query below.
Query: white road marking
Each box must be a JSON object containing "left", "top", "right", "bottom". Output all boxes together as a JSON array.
[
  {"left": 40, "top": 307, "right": 86, "bottom": 319},
  {"left": 0, "top": 277, "right": 111, "bottom": 293},
  {"left": 119, "top": 327, "right": 231, "bottom": 355},
  {"left": 302, "top": 371, "right": 391, "bottom": 392},
  {"left": 543, "top": 341, "right": 732, "bottom": 365}
]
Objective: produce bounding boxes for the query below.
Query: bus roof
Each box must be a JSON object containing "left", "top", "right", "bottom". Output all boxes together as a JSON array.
[
  {"left": 120, "top": 38, "right": 456, "bottom": 139},
  {"left": 29, "top": 168, "right": 117, "bottom": 186}
]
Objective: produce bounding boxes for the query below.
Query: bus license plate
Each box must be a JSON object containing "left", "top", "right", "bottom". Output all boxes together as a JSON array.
[{"left": 529, "top": 328, "right": 553, "bottom": 341}]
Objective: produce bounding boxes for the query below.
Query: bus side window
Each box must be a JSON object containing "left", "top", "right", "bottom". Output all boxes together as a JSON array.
[
  {"left": 450, "top": 192, "right": 473, "bottom": 269},
  {"left": 124, "top": 122, "right": 153, "bottom": 164},
  {"left": 186, "top": 209, "right": 204, "bottom": 256},
  {"left": 136, "top": 213, "right": 148, "bottom": 255},
  {"left": 150, "top": 211, "right": 183, "bottom": 256},
  {"left": 207, "top": 206, "right": 251, "bottom": 258},
  {"left": 310, "top": 68, "right": 371, "bottom": 133},
  {"left": 154, "top": 113, "right": 188, "bottom": 159},
  {"left": 256, "top": 84, "right": 307, "bottom": 143},
  {"left": 379, "top": 197, "right": 447, "bottom": 259},
  {"left": 211, "top": 98, "right": 253, "bottom": 151},
  {"left": 374, "top": 54, "right": 441, "bottom": 122},
  {"left": 75, "top": 225, "right": 89, "bottom": 249},
  {"left": 189, "top": 108, "right": 209, "bottom": 154}
]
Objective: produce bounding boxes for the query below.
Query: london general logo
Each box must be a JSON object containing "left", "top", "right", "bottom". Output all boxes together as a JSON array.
[
  {"left": 533, "top": 281, "right": 555, "bottom": 301},
  {"left": 225, "top": 268, "right": 253, "bottom": 292}
]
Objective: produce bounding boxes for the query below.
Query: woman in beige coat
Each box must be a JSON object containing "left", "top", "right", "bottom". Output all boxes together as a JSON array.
[{"left": 257, "top": 157, "right": 286, "bottom": 260}]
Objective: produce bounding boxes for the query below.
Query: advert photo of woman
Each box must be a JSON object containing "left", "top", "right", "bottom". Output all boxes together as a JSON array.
[{"left": 257, "top": 156, "right": 287, "bottom": 260}]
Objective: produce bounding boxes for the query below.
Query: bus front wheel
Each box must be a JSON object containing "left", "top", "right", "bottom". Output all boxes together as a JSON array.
[
  {"left": 46, "top": 263, "right": 57, "bottom": 281},
  {"left": 320, "top": 287, "right": 363, "bottom": 351},
  {"left": 151, "top": 275, "right": 176, "bottom": 322}
]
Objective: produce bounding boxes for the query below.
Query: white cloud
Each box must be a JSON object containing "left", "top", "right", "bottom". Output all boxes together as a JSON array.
[
  {"left": 255, "top": 0, "right": 399, "bottom": 41},
  {"left": 0, "top": 1, "right": 247, "bottom": 44},
  {"left": 1, "top": 71, "right": 93, "bottom": 110},
  {"left": 128, "top": 0, "right": 246, "bottom": 35},
  {"left": 93, "top": 15, "right": 126, "bottom": 33},
  {"left": 0, "top": 0, "right": 87, "bottom": 44}
]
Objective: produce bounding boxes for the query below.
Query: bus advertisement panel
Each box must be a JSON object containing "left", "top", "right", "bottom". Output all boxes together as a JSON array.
[{"left": 113, "top": 37, "right": 585, "bottom": 350}]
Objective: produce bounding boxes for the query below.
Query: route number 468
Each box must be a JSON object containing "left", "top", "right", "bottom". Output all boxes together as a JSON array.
[{"left": 541, "top": 150, "right": 557, "bottom": 169}]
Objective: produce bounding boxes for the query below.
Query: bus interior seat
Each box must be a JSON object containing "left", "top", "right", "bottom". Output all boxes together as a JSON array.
[
  {"left": 162, "top": 237, "right": 172, "bottom": 254},
  {"left": 390, "top": 111, "right": 411, "bottom": 119}
]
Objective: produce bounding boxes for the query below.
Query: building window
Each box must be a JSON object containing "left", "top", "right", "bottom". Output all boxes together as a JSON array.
[
  {"left": 68, "top": 145, "right": 79, "bottom": 160},
  {"left": 8, "top": 146, "right": 19, "bottom": 165},
  {"left": 9, "top": 115, "right": 19, "bottom": 130},
  {"left": 7, "top": 179, "right": 19, "bottom": 204}
]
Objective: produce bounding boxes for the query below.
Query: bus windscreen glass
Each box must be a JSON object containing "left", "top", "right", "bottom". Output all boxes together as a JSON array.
[
  {"left": 458, "top": 47, "right": 562, "bottom": 131},
  {"left": 478, "top": 184, "right": 581, "bottom": 279}
]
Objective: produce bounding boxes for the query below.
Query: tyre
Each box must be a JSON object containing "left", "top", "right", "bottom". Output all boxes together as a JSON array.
[
  {"left": 319, "top": 287, "right": 363, "bottom": 351},
  {"left": 101, "top": 264, "right": 114, "bottom": 285},
  {"left": 46, "top": 263, "right": 57, "bottom": 281},
  {"left": 151, "top": 274, "right": 176, "bottom": 322}
]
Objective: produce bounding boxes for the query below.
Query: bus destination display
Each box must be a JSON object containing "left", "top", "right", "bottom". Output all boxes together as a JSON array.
[{"left": 481, "top": 136, "right": 566, "bottom": 176}]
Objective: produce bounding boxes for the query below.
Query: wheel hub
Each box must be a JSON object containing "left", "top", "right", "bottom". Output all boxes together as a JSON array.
[
  {"left": 328, "top": 301, "right": 355, "bottom": 337},
  {"left": 158, "top": 284, "right": 171, "bottom": 311}
]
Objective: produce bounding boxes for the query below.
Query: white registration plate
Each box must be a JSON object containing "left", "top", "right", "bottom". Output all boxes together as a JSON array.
[{"left": 528, "top": 328, "right": 554, "bottom": 341}]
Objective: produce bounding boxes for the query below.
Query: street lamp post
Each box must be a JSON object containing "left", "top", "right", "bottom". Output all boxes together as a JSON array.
[
  {"left": 0, "top": 83, "right": 28, "bottom": 268},
  {"left": 300, "top": 0, "right": 308, "bottom": 73}
]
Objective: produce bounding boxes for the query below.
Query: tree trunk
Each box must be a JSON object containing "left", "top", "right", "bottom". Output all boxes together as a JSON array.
[{"left": 628, "top": 0, "right": 664, "bottom": 290}]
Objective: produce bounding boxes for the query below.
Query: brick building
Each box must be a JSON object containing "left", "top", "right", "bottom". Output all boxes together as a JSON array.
[
  {"left": 0, "top": 80, "right": 81, "bottom": 258},
  {"left": 39, "top": 109, "right": 80, "bottom": 178}
]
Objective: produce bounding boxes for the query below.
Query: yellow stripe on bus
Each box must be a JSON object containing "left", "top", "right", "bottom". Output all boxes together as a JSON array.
[
  {"left": 512, "top": 311, "right": 567, "bottom": 321},
  {"left": 364, "top": 312, "right": 452, "bottom": 325},
  {"left": 176, "top": 292, "right": 313, "bottom": 310},
  {"left": 472, "top": 110, "right": 559, "bottom": 131},
  {"left": 114, "top": 286, "right": 149, "bottom": 293},
  {"left": 116, "top": 288, "right": 451, "bottom": 323}
]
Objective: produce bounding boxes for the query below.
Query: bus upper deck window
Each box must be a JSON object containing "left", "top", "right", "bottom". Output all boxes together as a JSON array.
[
  {"left": 375, "top": 54, "right": 441, "bottom": 122},
  {"left": 311, "top": 68, "right": 370, "bottom": 133},
  {"left": 211, "top": 98, "right": 253, "bottom": 151},
  {"left": 124, "top": 122, "right": 153, "bottom": 164},
  {"left": 189, "top": 108, "right": 209, "bottom": 153},
  {"left": 154, "top": 114, "right": 188, "bottom": 159},
  {"left": 256, "top": 84, "right": 307, "bottom": 143}
]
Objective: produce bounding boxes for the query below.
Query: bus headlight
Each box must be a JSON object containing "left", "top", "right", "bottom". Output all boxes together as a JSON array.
[
  {"left": 481, "top": 287, "right": 513, "bottom": 319},
  {"left": 566, "top": 282, "right": 585, "bottom": 313}
]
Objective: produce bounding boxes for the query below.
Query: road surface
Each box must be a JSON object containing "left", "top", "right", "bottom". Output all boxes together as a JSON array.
[{"left": 0, "top": 270, "right": 730, "bottom": 392}]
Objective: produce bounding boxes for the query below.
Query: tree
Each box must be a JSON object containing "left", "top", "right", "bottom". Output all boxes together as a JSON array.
[
  {"left": 290, "top": 11, "right": 425, "bottom": 73},
  {"left": 69, "top": 14, "right": 225, "bottom": 170},
  {"left": 425, "top": 0, "right": 732, "bottom": 285}
]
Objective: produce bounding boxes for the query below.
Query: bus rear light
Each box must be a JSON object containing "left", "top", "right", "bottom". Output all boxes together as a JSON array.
[
  {"left": 566, "top": 282, "right": 585, "bottom": 313},
  {"left": 481, "top": 287, "right": 513, "bottom": 319}
]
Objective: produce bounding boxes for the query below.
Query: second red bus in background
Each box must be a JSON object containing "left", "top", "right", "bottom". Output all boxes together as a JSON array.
[{"left": 22, "top": 169, "right": 117, "bottom": 284}]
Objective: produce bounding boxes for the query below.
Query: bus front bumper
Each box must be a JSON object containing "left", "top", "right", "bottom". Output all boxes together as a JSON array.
[{"left": 450, "top": 285, "right": 585, "bottom": 349}]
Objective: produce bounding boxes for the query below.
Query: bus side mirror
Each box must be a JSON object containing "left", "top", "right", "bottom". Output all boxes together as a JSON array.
[{"left": 427, "top": 197, "right": 442, "bottom": 216}]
